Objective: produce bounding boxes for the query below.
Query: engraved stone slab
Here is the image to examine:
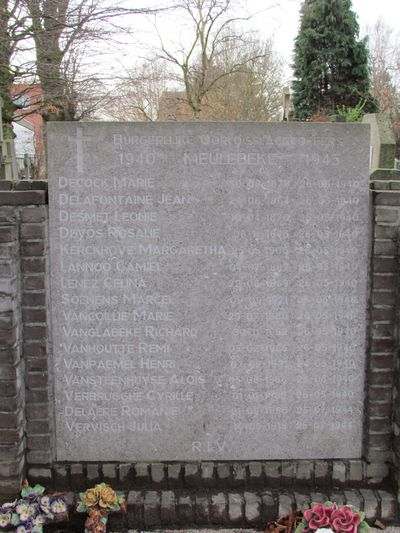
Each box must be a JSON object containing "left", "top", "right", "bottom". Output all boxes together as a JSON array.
[{"left": 47, "top": 122, "right": 370, "bottom": 461}]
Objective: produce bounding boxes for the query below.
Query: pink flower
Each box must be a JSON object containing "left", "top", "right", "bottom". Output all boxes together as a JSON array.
[
  {"left": 304, "top": 503, "right": 337, "bottom": 531},
  {"left": 331, "top": 505, "right": 361, "bottom": 533}
]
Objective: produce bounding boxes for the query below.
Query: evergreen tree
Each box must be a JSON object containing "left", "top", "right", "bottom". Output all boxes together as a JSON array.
[{"left": 292, "top": 0, "right": 376, "bottom": 119}]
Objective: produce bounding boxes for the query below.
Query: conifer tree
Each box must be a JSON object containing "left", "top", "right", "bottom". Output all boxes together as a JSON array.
[{"left": 292, "top": 0, "right": 376, "bottom": 118}]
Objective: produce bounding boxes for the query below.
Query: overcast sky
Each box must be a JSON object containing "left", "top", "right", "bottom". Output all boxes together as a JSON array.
[{"left": 103, "top": 0, "right": 400, "bottom": 82}]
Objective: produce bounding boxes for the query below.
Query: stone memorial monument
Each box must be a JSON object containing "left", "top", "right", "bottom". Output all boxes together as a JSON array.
[{"left": 47, "top": 122, "right": 370, "bottom": 462}]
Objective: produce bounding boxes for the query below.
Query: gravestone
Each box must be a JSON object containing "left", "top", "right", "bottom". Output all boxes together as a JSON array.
[{"left": 48, "top": 122, "right": 370, "bottom": 462}]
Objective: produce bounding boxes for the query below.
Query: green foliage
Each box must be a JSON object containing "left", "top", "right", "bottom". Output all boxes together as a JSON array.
[
  {"left": 21, "top": 484, "right": 45, "bottom": 498},
  {"left": 292, "top": 0, "right": 377, "bottom": 118},
  {"left": 358, "top": 521, "right": 371, "bottom": 533},
  {"left": 336, "top": 99, "right": 366, "bottom": 122},
  {"left": 11, "top": 513, "right": 20, "bottom": 526},
  {"left": 76, "top": 502, "right": 87, "bottom": 513}
]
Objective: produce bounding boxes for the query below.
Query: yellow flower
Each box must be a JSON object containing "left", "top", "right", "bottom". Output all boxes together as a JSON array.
[
  {"left": 98, "top": 485, "right": 117, "bottom": 509},
  {"left": 82, "top": 487, "right": 99, "bottom": 507}
]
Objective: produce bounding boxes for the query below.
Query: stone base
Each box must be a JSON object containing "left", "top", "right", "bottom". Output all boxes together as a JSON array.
[{"left": 60, "top": 488, "right": 398, "bottom": 530}]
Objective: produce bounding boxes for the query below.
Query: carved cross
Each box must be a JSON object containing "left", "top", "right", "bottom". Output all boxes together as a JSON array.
[{"left": 68, "top": 126, "right": 91, "bottom": 174}]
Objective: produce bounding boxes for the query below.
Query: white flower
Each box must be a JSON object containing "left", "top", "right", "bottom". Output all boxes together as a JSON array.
[
  {"left": 1, "top": 499, "right": 16, "bottom": 509},
  {"left": 32, "top": 514, "right": 45, "bottom": 525},
  {"left": 0, "top": 512, "right": 11, "bottom": 527},
  {"left": 16, "top": 503, "right": 29, "bottom": 514},
  {"left": 40, "top": 496, "right": 50, "bottom": 513},
  {"left": 27, "top": 504, "right": 37, "bottom": 517},
  {"left": 50, "top": 499, "right": 67, "bottom": 514},
  {"left": 16, "top": 502, "right": 32, "bottom": 522},
  {"left": 315, "top": 529, "right": 333, "bottom": 533}
]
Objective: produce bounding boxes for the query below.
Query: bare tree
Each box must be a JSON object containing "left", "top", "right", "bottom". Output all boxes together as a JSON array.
[
  {"left": 367, "top": 18, "right": 399, "bottom": 113},
  {"left": 104, "top": 60, "right": 171, "bottom": 121},
  {"left": 202, "top": 34, "right": 283, "bottom": 120},
  {"left": 0, "top": 0, "right": 31, "bottom": 126},
  {"left": 56, "top": 41, "right": 118, "bottom": 121},
  {"left": 105, "top": 32, "right": 283, "bottom": 122},
  {"left": 155, "top": 0, "right": 268, "bottom": 118},
  {"left": 367, "top": 18, "right": 400, "bottom": 155},
  {"left": 21, "top": 0, "right": 159, "bottom": 121}
]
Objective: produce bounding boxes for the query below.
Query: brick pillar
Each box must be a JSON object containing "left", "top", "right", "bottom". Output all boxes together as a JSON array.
[
  {"left": 0, "top": 184, "right": 51, "bottom": 499},
  {"left": 369, "top": 176, "right": 400, "bottom": 493},
  {"left": 21, "top": 200, "right": 54, "bottom": 474},
  {"left": 0, "top": 204, "right": 25, "bottom": 499},
  {"left": 376, "top": 192, "right": 400, "bottom": 496}
]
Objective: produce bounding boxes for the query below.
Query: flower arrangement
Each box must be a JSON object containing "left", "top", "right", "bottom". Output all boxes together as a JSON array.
[
  {"left": 295, "top": 502, "right": 371, "bottom": 533},
  {"left": 76, "top": 483, "right": 126, "bottom": 533},
  {"left": 0, "top": 480, "right": 67, "bottom": 532}
]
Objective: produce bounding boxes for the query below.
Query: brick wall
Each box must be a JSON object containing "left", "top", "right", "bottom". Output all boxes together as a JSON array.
[
  {"left": 0, "top": 195, "right": 24, "bottom": 499},
  {"left": 373, "top": 191, "right": 400, "bottom": 492},
  {"left": 1, "top": 180, "right": 400, "bottom": 513},
  {"left": 0, "top": 182, "right": 51, "bottom": 499},
  {"left": 365, "top": 188, "right": 400, "bottom": 486}
]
